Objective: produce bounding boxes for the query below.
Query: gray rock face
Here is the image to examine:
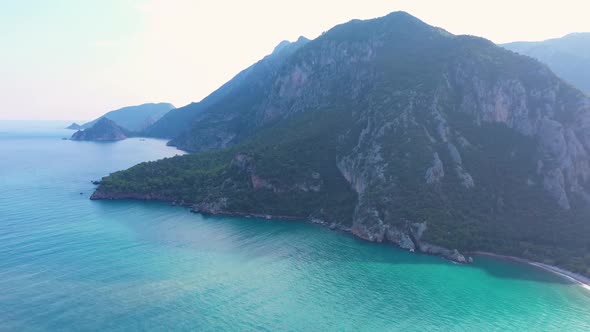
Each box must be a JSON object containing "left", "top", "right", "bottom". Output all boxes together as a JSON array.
[
  {"left": 419, "top": 243, "right": 467, "bottom": 263},
  {"left": 425, "top": 153, "right": 444, "bottom": 184},
  {"left": 451, "top": 58, "right": 590, "bottom": 210},
  {"left": 447, "top": 142, "right": 475, "bottom": 189},
  {"left": 192, "top": 198, "right": 229, "bottom": 214}
]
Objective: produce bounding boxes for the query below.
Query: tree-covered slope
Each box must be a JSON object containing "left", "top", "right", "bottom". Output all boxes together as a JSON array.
[
  {"left": 502, "top": 33, "right": 590, "bottom": 94},
  {"left": 82, "top": 102, "right": 175, "bottom": 132},
  {"left": 93, "top": 12, "right": 590, "bottom": 275}
]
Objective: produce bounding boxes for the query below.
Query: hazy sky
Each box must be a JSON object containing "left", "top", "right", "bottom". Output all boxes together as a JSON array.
[{"left": 1, "top": 0, "right": 589, "bottom": 120}]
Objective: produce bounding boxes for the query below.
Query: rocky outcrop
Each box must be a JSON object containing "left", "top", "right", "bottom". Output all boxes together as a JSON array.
[
  {"left": 451, "top": 56, "right": 590, "bottom": 210},
  {"left": 70, "top": 118, "right": 129, "bottom": 141},
  {"left": 192, "top": 198, "right": 229, "bottom": 214},
  {"left": 66, "top": 122, "right": 82, "bottom": 130},
  {"left": 425, "top": 153, "right": 444, "bottom": 184},
  {"left": 418, "top": 243, "right": 468, "bottom": 263}
]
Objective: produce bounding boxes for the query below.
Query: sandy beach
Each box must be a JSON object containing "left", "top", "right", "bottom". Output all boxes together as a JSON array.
[{"left": 469, "top": 251, "right": 590, "bottom": 292}]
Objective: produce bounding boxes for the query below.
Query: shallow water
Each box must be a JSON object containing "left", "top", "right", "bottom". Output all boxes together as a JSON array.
[{"left": 1, "top": 121, "right": 589, "bottom": 331}]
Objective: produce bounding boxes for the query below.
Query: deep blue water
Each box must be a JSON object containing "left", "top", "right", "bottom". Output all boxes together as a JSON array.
[{"left": 1, "top": 121, "right": 590, "bottom": 331}]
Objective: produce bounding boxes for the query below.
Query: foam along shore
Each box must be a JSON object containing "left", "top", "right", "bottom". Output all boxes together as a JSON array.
[{"left": 470, "top": 252, "right": 590, "bottom": 292}]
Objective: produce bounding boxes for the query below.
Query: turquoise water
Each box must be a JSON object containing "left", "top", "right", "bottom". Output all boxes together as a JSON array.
[{"left": 1, "top": 121, "right": 589, "bottom": 331}]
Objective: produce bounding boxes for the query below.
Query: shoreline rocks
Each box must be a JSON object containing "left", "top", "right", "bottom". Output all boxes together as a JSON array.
[{"left": 90, "top": 189, "right": 470, "bottom": 264}]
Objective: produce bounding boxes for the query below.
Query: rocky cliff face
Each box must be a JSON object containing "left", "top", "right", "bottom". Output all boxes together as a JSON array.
[
  {"left": 93, "top": 12, "right": 590, "bottom": 272},
  {"left": 70, "top": 118, "right": 129, "bottom": 141},
  {"left": 448, "top": 46, "right": 590, "bottom": 210}
]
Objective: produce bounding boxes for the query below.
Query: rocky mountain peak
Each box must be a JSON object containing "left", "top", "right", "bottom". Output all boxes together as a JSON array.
[
  {"left": 272, "top": 36, "right": 310, "bottom": 55},
  {"left": 272, "top": 40, "right": 292, "bottom": 54}
]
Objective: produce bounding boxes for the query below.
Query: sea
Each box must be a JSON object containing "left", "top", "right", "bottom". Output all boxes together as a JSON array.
[{"left": 1, "top": 121, "right": 589, "bottom": 331}]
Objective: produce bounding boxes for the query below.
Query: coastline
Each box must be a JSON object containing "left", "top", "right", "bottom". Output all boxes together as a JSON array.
[
  {"left": 91, "top": 191, "right": 590, "bottom": 290},
  {"left": 469, "top": 251, "right": 590, "bottom": 292}
]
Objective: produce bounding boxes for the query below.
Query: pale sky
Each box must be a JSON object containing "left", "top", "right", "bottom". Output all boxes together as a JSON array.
[{"left": 1, "top": 0, "right": 589, "bottom": 120}]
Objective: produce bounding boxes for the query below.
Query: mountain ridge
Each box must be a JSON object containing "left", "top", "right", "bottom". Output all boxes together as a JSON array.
[{"left": 502, "top": 33, "right": 590, "bottom": 94}]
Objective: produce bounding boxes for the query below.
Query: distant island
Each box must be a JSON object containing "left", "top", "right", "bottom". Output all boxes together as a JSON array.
[
  {"left": 66, "top": 122, "right": 82, "bottom": 130},
  {"left": 70, "top": 118, "right": 129, "bottom": 141},
  {"left": 66, "top": 102, "right": 175, "bottom": 135}
]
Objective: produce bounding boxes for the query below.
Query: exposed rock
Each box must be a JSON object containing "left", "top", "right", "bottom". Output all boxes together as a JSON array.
[
  {"left": 425, "top": 152, "right": 445, "bottom": 184},
  {"left": 447, "top": 143, "right": 463, "bottom": 165},
  {"left": 418, "top": 243, "right": 467, "bottom": 263},
  {"left": 543, "top": 168, "right": 570, "bottom": 209},
  {"left": 456, "top": 166, "right": 475, "bottom": 189},
  {"left": 192, "top": 198, "right": 229, "bottom": 214},
  {"left": 452, "top": 55, "right": 590, "bottom": 203},
  {"left": 447, "top": 143, "right": 475, "bottom": 188}
]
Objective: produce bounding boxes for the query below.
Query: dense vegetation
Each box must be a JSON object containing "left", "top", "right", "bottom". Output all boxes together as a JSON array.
[{"left": 101, "top": 107, "right": 358, "bottom": 224}]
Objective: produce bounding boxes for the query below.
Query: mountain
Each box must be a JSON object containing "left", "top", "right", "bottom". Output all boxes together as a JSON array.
[
  {"left": 502, "top": 33, "right": 590, "bottom": 94},
  {"left": 142, "top": 37, "right": 310, "bottom": 139},
  {"left": 66, "top": 122, "right": 82, "bottom": 130},
  {"left": 71, "top": 118, "right": 129, "bottom": 141},
  {"left": 92, "top": 12, "right": 590, "bottom": 275},
  {"left": 82, "top": 103, "right": 175, "bottom": 132}
]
